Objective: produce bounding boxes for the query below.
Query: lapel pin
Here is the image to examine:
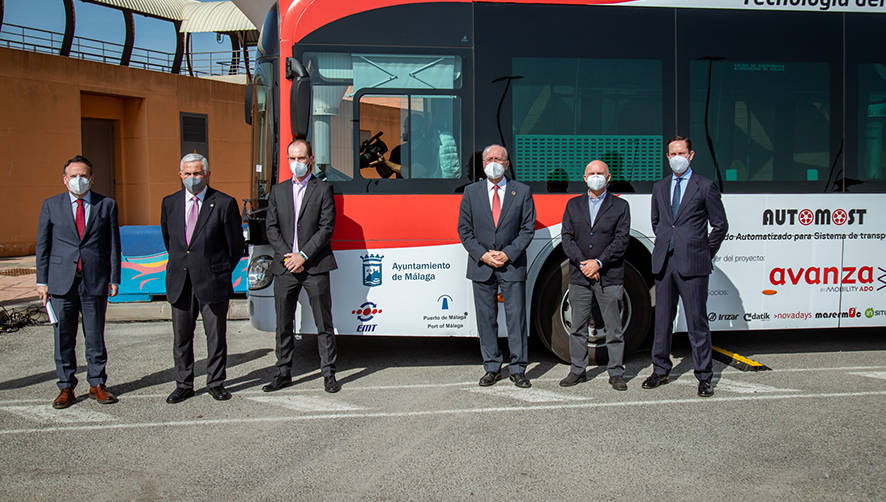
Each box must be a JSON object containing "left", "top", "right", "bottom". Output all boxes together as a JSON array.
[
  {"left": 210, "top": 203, "right": 214, "bottom": 208},
  {"left": 511, "top": 191, "right": 516, "bottom": 196}
]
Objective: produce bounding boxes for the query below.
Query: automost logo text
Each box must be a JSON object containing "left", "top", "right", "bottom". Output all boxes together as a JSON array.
[{"left": 767, "top": 265, "right": 886, "bottom": 292}]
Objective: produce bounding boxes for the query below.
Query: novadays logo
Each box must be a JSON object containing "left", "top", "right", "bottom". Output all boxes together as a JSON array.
[
  {"left": 762, "top": 208, "right": 866, "bottom": 226},
  {"left": 362, "top": 254, "right": 383, "bottom": 287}
]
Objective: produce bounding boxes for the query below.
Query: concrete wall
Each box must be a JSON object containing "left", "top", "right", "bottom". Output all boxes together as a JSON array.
[{"left": 0, "top": 48, "right": 250, "bottom": 257}]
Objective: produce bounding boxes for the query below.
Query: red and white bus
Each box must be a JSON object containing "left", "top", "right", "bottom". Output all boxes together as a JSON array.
[{"left": 244, "top": 0, "right": 886, "bottom": 362}]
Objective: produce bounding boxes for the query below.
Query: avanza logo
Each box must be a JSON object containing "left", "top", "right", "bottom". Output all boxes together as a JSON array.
[
  {"left": 768, "top": 266, "right": 884, "bottom": 288},
  {"left": 762, "top": 208, "right": 866, "bottom": 226}
]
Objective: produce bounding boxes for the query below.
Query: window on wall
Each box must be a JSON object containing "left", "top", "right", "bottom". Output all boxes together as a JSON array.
[
  {"left": 689, "top": 60, "right": 831, "bottom": 184},
  {"left": 511, "top": 57, "right": 663, "bottom": 184}
]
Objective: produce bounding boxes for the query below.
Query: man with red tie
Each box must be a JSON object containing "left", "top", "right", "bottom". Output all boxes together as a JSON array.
[
  {"left": 160, "top": 153, "right": 244, "bottom": 403},
  {"left": 36, "top": 155, "right": 121, "bottom": 409},
  {"left": 457, "top": 144, "right": 536, "bottom": 388}
]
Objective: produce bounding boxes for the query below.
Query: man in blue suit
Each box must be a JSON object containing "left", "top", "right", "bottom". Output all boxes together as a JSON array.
[
  {"left": 458, "top": 144, "right": 536, "bottom": 388},
  {"left": 642, "top": 136, "right": 728, "bottom": 397},
  {"left": 36, "top": 155, "right": 121, "bottom": 409}
]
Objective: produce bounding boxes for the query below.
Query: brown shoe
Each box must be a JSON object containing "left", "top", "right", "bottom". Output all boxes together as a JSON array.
[
  {"left": 52, "top": 388, "right": 76, "bottom": 409},
  {"left": 89, "top": 384, "right": 118, "bottom": 404}
]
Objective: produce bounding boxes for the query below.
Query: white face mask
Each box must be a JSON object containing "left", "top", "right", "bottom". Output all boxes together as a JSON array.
[
  {"left": 67, "top": 175, "right": 91, "bottom": 196},
  {"left": 290, "top": 160, "right": 309, "bottom": 178},
  {"left": 586, "top": 174, "right": 607, "bottom": 192},
  {"left": 669, "top": 155, "right": 690, "bottom": 175},
  {"left": 484, "top": 161, "right": 505, "bottom": 180}
]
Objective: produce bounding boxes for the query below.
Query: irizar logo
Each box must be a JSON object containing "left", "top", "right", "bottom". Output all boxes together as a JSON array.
[{"left": 762, "top": 208, "right": 866, "bottom": 226}]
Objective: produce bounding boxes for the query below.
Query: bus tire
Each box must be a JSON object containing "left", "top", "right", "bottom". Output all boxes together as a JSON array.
[{"left": 532, "top": 258, "right": 651, "bottom": 365}]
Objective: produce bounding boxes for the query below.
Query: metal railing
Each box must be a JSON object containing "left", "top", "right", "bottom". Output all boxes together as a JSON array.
[{"left": 0, "top": 23, "right": 255, "bottom": 77}]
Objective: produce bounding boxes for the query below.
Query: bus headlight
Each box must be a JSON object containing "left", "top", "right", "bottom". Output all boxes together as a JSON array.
[{"left": 247, "top": 255, "right": 274, "bottom": 290}]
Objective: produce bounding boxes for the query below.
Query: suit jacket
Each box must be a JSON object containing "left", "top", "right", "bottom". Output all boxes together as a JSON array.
[
  {"left": 36, "top": 191, "right": 121, "bottom": 297},
  {"left": 457, "top": 179, "right": 536, "bottom": 282},
  {"left": 161, "top": 187, "right": 244, "bottom": 305},
  {"left": 265, "top": 176, "right": 337, "bottom": 276},
  {"left": 651, "top": 171, "right": 728, "bottom": 277},
  {"left": 561, "top": 192, "right": 630, "bottom": 287}
]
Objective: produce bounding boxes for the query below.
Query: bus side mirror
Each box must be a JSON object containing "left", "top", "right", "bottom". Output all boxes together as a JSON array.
[
  {"left": 286, "top": 57, "right": 311, "bottom": 138},
  {"left": 244, "top": 81, "right": 253, "bottom": 126}
]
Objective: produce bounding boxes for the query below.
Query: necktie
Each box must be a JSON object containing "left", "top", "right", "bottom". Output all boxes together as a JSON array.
[
  {"left": 668, "top": 177, "right": 683, "bottom": 252},
  {"left": 671, "top": 177, "right": 683, "bottom": 219},
  {"left": 491, "top": 185, "right": 501, "bottom": 227},
  {"left": 75, "top": 199, "right": 85, "bottom": 272},
  {"left": 186, "top": 196, "right": 199, "bottom": 245}
]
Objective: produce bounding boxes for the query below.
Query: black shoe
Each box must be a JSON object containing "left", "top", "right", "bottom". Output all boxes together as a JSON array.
[
  {"left": 641, "top": 374, "right": 669, "bottom": 389},
  {"left": 558, "top": 372, "right": 587, "bottom": 387},
  {"left": 609, "top": 375, "right": 628, "bottom": 391},
  {"left": 166, "top": 387, "right": 194, "bottom": 404},
  {"left": 697, "top": 381, "right": 714, "bottom": 397},
  {"left": 207, "top": 385, "right": 231, "bottom": 401},
  {"left": 478, "top": 371, "right": 502, "bottom": 387},
  {"left": 509, "top": 372, "right": 531, "bottom": 388},
  {"left": 324, "top": 375, "right": 341, "bottom": 393},
  {"left": 262, "top": 375, "right": 292, "bottom": 393}
]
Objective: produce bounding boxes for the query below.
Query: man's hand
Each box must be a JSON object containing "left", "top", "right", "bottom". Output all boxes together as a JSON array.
[
  {"left": 36, "top": 285, "right": 49, "bottom": 303},
  {"left": 489, "top": 250, "right": 510, "bottom": 265},
  {"left": 481, "top": 251, "right": 506, "bottom": 268},
  {"left": 108, "top": 284, "right": 118, "bottom": 297},
  {"left": 283, "top": 252, "right": 306, "bottom": 273},
  {"left": 580, "top": 259, "right": 600, "bottom": 279}
]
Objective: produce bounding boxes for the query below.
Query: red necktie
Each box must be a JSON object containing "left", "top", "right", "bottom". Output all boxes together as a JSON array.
[
  {"left": 491, "top": 185, "right": 501, "bottom": 227},
  {"left": 75, "top": 199, "right": 85, "bottom": 272}
]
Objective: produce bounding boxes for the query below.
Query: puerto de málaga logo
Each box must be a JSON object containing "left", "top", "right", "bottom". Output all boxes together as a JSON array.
[{"left": 362, "top": 254, "right": 383, "bottom": 287}]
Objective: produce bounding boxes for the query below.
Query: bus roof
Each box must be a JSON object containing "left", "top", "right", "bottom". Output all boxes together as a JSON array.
[{"left": 281, "top": 0, "right": 884, "bottom": 45}]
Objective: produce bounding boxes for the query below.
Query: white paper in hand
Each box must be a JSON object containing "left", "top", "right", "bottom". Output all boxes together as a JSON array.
[{"left": 46, "top": 300, "right": 58, "bottom": 325}]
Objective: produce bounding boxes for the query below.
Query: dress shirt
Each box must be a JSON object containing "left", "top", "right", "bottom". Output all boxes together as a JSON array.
[
  {"left": 69, "top": 191, "right": 92, "bottom": 224},
  {"left": 291, "top": 173, "right": 312, "bottom": 255},
  {"left": 486, "top": 176, "right": 507, "bottom": 210},
  {"left": 588, "top": 189, "right": 606, "bottom": 227},
  {"left": 184, "top": 186, "right": 207, "bottom": 228}
]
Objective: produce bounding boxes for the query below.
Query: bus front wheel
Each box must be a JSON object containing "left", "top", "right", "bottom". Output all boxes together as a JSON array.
[{"left": 533, "top": 259, "right": 651, "bottom": 365}]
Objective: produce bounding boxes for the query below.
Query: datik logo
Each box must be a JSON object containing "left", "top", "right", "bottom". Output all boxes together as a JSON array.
[
  {"left": 352, "top": 301, "right": 382, "bottom": 333},
  {"left": 762, "top": 208, "right": 866, "bottom": 226},
  {"left": 362, "top": 254, "right": 383, "bottom": 287}
]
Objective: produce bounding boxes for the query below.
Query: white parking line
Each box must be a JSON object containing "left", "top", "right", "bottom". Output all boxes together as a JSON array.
[
  {"left": 470, "top": 387, "right": 591, "bottom": 402},
  {"left": 847, "top": 371, "right": 886, "bottom": 380},
  {"left": 674, "top": 378, "right": 799, "bottom": 394},
  {"left": 0, "top": 390, "right": 883, "bottom": 436},
  {"left": 247, "top": 395, "right": 364, "bottom": 412},
  {"left": 0, "top": 405, "right": 116, "bottom": 424}
]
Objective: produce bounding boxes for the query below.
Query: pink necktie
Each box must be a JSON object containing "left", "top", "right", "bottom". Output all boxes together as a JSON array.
[
  {"left": 491, "top": 185, "right": 501, "bottom": 227},
  {"left": 186, "top": 196, "right": 198, "bottom": 245}
]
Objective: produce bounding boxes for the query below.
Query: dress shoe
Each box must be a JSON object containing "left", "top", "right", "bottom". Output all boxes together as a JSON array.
[
  {"left": 207, "top": 385, "right": 232, "bottom": 401},
  {"left": 52, "top": 388, "right": 76, "bottom": 409},
  {"left": 558, "top": 372, "right": 587, "bottom": 387},
  {"left": 166, "top": 387, "right": 195, "bottom": 404},
  {"left": 478, "top": 371, "right": 502, "bottom": 387},
  {"left": 324, "top": 375, "right": 341, "bottom": 393},
  {"left": 88, "top": 384, "right": 118, "bottom": 404},
  {"left": 509, "top": 372, "right": 531, "bottom": 388},
  {"left": 262, "top": 375, "right": 292, "bottom": 392},
  {"left": 641, "top": 373, "right": 669, "bottom": 389},
  {"left": 697, "top": 381, "right": 714, "bottom": 397},
  {"left": 609, "top": 375, "right": 628, "bottom": 391}
]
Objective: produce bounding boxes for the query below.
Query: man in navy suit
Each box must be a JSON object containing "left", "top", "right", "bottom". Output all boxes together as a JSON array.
[
  {"left": 36, "top": 155, "right": 121, "bottom": 409},
  {"left": 262, "top": 138, "right": 340, "bottom": 394},
  {"left": 642, "top": 136, "right": 728, "bottom": 397},
  {"left": 458, "top": 144, "right": 536, "bottom": 388},
  {"left": 160, "top": 153, "right": 244, "bottom": 403},
  {"left": 559, "top": 160, "right": 631, "bottom": 391}
]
